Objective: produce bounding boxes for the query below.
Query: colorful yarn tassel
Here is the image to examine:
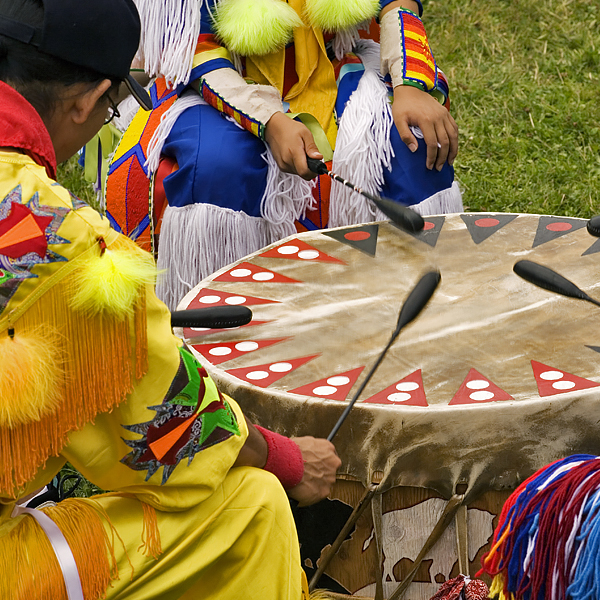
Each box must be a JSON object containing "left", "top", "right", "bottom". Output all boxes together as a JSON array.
[{"left": 479, "top": 454, "right": 600, "bottom": 600}]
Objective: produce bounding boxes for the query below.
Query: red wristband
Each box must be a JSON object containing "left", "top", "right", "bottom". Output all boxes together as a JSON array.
[{"left": 255, "top": 426, "right": 304, "bottom": 490}]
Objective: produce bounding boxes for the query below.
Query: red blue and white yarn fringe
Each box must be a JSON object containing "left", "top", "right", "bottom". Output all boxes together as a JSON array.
[{"left": 479, "top": 454, "right": 600, "bottom": 600}]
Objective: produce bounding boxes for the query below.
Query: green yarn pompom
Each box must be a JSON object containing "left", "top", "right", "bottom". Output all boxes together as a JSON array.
[
  {"left": 213, "top": 0, "right": 304, "bottom": 56},
  {"left": 304, "top": 0, "right": 379, "bottom": 31}
]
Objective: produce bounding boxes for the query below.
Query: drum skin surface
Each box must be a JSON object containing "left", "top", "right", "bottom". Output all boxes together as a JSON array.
[{"left": 179, "top": 213, "right": 600, "bottom": 500}]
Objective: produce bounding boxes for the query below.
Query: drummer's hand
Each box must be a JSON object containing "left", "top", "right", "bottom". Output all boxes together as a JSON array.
[
  {"left": 288, "top": 436, "right": 341, "bottom": 506},
  {"left": 392, "top": 85, "right": 458, "bottom": 171},
  {"left": 264, "top": 112, "right": 323, "bottom": 181}
]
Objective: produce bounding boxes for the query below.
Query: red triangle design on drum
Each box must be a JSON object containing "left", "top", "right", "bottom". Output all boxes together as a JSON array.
[
  {"left": 531, "top": 360, "right": 600, "bottom": 397},
  {"left": 259, "top": 239, "right": 345, "bottom": 264},
  {"left": 191, "top": 338, "right": 289, "bottom": 365},
  {"left": 289, "top": 366, "right": 365, "bottom": 401},
  {"left": 226, "top": 354, "right": 320, "bottom": 388},
  {"left": 186, "top": 288, "right": 279, "bottom": 309},
  {"left": 448, "top": 369, "right": 513, "bottom": 405},
  {"left": 214, "top": 261, "right": 301, "bottom": 283},
  {"left": 183, "top": 321, "right": 271, "bottom": 339},
  {"left": 363, "top": 370, "right": 428, "bottom": 406}
]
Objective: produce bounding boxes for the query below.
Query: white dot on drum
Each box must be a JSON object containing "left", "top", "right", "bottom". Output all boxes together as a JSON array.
[
  {"left": 552, "top": 380, "right": 576, "bottom": 390},
  {"left": 327, "top": 376, "right": 350, "bottom": 386},
  {"left": 230, "top": 268, "right": 252, "bottom": 278},
  {"left": 199, "top": 295, "right": 220, "bottom": 304},
  {"left": 396, "top": 382, "right": 420, "bottom": 392},
  {"left": 387, "top": 392, "right": 412, "bottom": 402},
  {"left": 313, "top": 385, "right": 338, "bottom": 396},
  {"left": 466, "top": 380, "right": 490, "bottom": 390},
  {"left": 269, "top": 362, "right": 293, "bottom": 373},
  {"left": 253, "top": 272, "right": 275, "bottom": 281},
  {"left": 298, "top": 250, "right": 320, "bottom": 260},
  {"left": 235, "top": 342, "right": 259, "bottom": 352},
  {"left": 246, "top": 371, "right": 269, "bottom": 381},
  {"left": 225, "top": 296, "right": 246, "bottom": 305},
  {"left": 469, "top": 391, "right": 495, "bottom": 401},
  {"left": 209, "top": 347, "right": 232, "bottom": 356},
  {"left": 541, "top": 370, "right": 564, "bottom": 381},
  {"left": 278, "top": 245, "right": 299, "bottom": 255},
  {"left": 190, "top": 327, "right": 210, "bottom": 331}
]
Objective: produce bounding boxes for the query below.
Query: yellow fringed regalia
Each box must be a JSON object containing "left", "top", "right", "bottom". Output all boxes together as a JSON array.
[{"left": 0, "top": 145, "right": 305, "bottom": 598}]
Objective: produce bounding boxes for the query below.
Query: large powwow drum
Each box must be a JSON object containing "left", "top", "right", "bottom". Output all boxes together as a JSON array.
[{"left": 178, "top": 213, "right": 600, "bottom": 599}]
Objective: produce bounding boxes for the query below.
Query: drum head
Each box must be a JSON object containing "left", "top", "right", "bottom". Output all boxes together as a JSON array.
[{"left": 179, "top": 214, "right": 600, "bottom": 498}]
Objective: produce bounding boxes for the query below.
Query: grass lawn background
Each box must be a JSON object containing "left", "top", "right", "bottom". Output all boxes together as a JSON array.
[{"left": 426, "top": 0, "right": 600, "bottom": 217}]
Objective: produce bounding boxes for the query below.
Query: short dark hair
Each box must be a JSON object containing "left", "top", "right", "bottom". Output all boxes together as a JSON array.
[{"left": 0, "top": 0, "right": 119, "bottom": 119}]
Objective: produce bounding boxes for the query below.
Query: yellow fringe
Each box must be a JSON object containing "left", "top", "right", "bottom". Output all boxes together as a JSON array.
[
  {"left": 97, "top": 491, "right": 163, "bottom": 561},
  {"left": 0, "top": 328, "right": 61, "bottom": 428},
  {"left": 0, "top": 239, "right": 150, "bottom": 496},
  {"left": 0, "top": 498, "right": 121, "bottom": 600},
  {"left": 489, "top": 573, "right": 514, "bottom": 600},
  {"left": 139, "top": 501, "right": 162, "bottom": 559}
]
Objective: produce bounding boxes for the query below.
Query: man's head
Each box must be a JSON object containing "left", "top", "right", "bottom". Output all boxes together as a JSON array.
[{"left": 0, "top": 0, "right": 151, "bottom": 162}]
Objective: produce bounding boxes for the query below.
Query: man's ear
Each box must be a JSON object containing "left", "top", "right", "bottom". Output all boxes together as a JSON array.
[{"left": 71, "top": 79, "right": 112, "bottom": 124}]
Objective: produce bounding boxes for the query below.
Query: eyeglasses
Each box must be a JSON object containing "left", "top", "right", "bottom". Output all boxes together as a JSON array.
[{"left": 105, "top": 94, "right": 120, "bottom": 125}]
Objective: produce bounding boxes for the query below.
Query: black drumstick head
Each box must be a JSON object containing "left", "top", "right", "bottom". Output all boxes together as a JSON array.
[
  {"left": 395, "top": 270, "right": 441, "bottom": 335},
  {"left": 513, "top": 259, "right": 592, "bottom": 302},
  {"left": 587, "top": 215, "right": 600, "bottom": 237},
  {"left": 171, "top": 306, "right": 253, "bottom": 329},
  {"left": 371, "top": 196, "right": 425, "bottom": 234}
]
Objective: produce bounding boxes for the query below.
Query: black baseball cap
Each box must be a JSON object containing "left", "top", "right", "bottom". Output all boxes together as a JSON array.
[{"left": 0, "top": 0, "right": 152, "bottom": 111}]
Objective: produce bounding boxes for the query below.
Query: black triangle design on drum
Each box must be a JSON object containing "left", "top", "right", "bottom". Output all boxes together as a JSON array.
[
  {"left": 460, "top": 214, "right": 518, "bottom": 244},
  {"left": 403, "top": 216, "right": 445, "bottom": 247},
  {"left": 585, "top": 345, "right": 600, "bottom": 354},
  {"left": 323, "top": 224, "right": 379, "bottom": 257},
  {"left": 582, "top": 238, "right": 600, "bottom": 256},
  {"left": 532, "top": 216, "right": 587, "bottom": 248}
]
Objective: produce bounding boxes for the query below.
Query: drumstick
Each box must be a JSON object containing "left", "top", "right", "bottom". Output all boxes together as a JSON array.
[
  {"left": 513, "top": 260, "right": 600, "bottom": 308},
  {"left": 327, "top": 270, "right": 441, "bottom": 442},
  {"left": 306, "top": 157, "right": 425, "bottom": 234},
  {"left": 170, "top": 306, "right": 253, "bottom": 328},
  {"left": 587, "top": 215, "right": 600, "bottom": 237}
]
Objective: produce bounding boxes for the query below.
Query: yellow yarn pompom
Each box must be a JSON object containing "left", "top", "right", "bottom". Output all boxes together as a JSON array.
[
  {"left": 213, "top": 0, "right": 304, "bottom": 56},
  {"left": 70, "top": 243, "right": 157, "bottom": 318},
  {"left": 0, "top": 331, "right": 61, "bottom": 428},
  {"left": 304, "top": 0, "right": 379, "bottom": 31}
]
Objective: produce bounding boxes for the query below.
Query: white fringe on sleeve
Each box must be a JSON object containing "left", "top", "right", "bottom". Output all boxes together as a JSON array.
[{"left": 131, "top": 0, "right": 206, "bottom": 87}]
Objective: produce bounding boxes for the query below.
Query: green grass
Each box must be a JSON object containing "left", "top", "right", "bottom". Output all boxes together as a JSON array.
[
  {"left": 426, "top": 0, "right": 600, "bottom": 216},
  {"left": 57, "top": 154, "right": 99, "bottom": 208}
]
